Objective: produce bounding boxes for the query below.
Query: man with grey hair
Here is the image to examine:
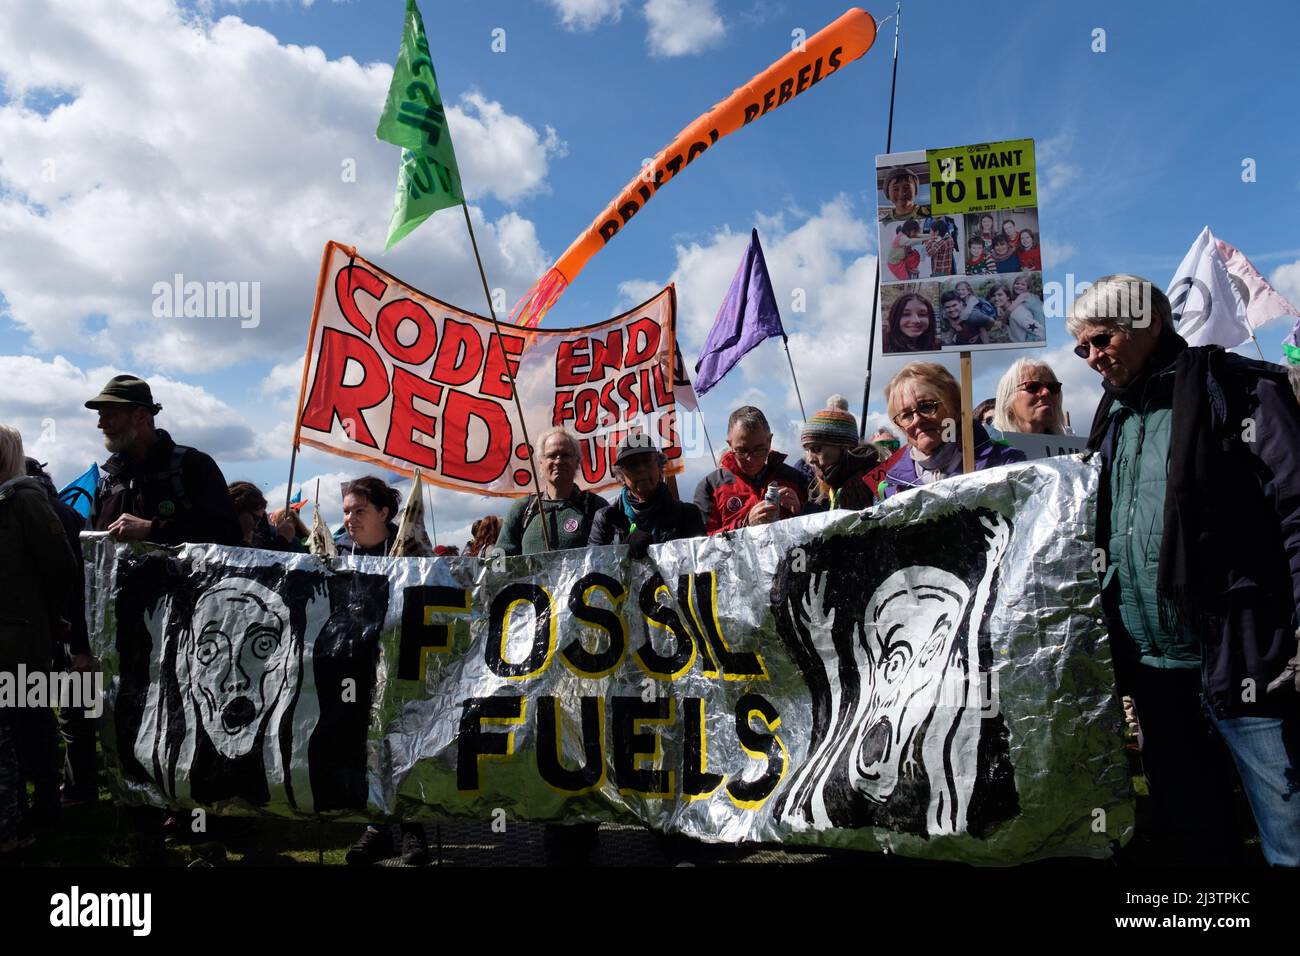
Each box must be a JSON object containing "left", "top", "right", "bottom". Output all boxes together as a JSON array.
[
  {"left": 694, "top": 406, "right": 810, "bottom": 534},
  {"left": 87, "top": 374, "right": 242, "bottom": 548},
  {"left": 495, "top": 425, "right": 608, "bottom": 865},
  {"left": 496, "top": 426, "right": 608, "bottom": 557},
  {"left": 1072, "top": 274, "right": 1300, "bottom": 867}
]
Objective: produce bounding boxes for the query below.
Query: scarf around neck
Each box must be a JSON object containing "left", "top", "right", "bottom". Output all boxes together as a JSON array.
[
  {"left": 620, "top": 483, "right": 671, "bottom": 536},
  {"left": 910, "top": 439, "right": 963, "bottom": 483}
]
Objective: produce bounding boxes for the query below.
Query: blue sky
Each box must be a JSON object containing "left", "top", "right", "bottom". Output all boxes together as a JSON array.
[{"left": 2, "top": 0, "right": 1298, "bottom": 540}]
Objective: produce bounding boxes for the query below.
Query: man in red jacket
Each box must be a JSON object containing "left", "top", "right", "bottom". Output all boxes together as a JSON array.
[{"left": 693, "top": 406, "right": 809, "bottom": 533}]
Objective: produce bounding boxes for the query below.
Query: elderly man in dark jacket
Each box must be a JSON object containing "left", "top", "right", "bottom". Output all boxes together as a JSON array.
[
  {"left": 590, "top": 433, "right": 703, "bottom": 556},
  {"left": 1072, "top": 274, "right": 1300, "bottom": 867},
  {"left": 86, "top": 374, "right": 242, "bottom": 547}
]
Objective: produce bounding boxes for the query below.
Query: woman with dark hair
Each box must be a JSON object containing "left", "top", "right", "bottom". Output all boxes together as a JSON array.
[
  {"left": 1017, "top": 229, "right": 1041, "bottom": 271},
  {"left": 337, "top": 476, "right": 406, "bottom": 557},
  {"left": 338, "top": 474, "right": 430, "bottom": 865},
  {"left": 990, "top": 279, "right": 1046, "bottom": 343},
  {"left": 885, "top": 293, "right": 939, "bottom": 353},
  {"left": 228, "top": 480, "right": 303, "bottom": 552},
  {"left": 1000, "top": 218, "right": 1019, "bottom": 250}
]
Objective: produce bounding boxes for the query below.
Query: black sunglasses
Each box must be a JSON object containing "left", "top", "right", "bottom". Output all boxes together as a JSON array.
[
  {"left": 1016, "top": 381, "right": 1062, "bottom": 396},
  {"left": 1073, "top": 331, "right": 1114, "bottom": 359}
]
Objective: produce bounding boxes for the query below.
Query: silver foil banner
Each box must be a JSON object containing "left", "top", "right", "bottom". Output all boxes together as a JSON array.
[{"left": 87, "top": 455, "right": 1133, "bottom": 863}]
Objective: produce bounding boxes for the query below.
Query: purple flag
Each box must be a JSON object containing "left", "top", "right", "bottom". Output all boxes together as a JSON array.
[{"left": 694, "top": 228, "right": 785, "bottom": 395}]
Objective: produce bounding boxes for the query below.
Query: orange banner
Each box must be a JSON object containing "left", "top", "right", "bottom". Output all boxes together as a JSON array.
[{"left": 511, "top": 7, "right": 878, "bottom": 328}]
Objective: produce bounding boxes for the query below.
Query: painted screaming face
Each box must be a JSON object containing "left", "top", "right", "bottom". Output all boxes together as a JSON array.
[
  {"left": 187, "top": 582, "right": 293, "bottom": 759},
  {"left": 850, "top": 567, "right": 971, "bottom": 805}
]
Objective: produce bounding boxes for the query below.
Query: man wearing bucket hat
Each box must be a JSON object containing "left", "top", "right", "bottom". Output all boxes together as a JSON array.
[
  {"left": 86, "top": 374, "right": 242, "bottom": 548},
  {"left": 589, "top": 431, "right": 704, "bottom": 558}
]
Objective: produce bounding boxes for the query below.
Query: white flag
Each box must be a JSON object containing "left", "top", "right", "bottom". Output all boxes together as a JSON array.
[
  {"left": 390, "top": 471, "right": 433, "bottom": 558},
  {"left": 1214, "top": 235, "right": 1300, "bottom": 332},
  {"left": 1166, "top": 226, "right": 1250, "bottom": 348},
  {"left": 309, "top": 504, "right": 337, "bottom": 557}
]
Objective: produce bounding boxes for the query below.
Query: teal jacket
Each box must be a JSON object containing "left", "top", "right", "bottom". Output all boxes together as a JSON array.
[{"left": 1104, "top": 364, "right": 1201, "bottom": 668}]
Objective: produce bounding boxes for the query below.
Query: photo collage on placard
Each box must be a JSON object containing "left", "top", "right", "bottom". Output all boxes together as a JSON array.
[{"left": 877, "top": 142, "right": 1044, "bottom": 354}]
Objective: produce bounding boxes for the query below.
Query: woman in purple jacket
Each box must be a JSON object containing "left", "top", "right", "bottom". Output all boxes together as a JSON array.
[{"left": 879, "top": 362, "right": 1026, "bottom": 498}]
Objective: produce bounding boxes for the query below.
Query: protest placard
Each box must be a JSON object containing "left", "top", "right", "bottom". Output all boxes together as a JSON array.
[
  {"left": 876, "top": 139, "right": 1045, "bottom": 355},
  {"left": 294, "top": 242, "right": 686, "bottom": 495}
]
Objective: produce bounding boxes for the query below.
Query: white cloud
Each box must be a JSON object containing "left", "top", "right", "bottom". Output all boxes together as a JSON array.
[
  {"left": 261, "top": 358, "right": 303, "bottom": 397},
  {"left": 0, "top": 1, "right": 558, "bottom": 372},
  {"left": 1041, "top": 239, "right": 1077, "bottom": 270},
  {"left": 1271, "top": 260, "right": 1300, "bottom": 312},
  {"left": 1035, "top": 132, "right": 1081, "bottom": 210},
  {"left": 0, "top": 354, "right": 264, "bottom": 488},
  {"left": 544, "top": 0, "right": 627, "bottom": 31},
  {"left": 644, "top": 0, "right": 725, "bottom": 58}
]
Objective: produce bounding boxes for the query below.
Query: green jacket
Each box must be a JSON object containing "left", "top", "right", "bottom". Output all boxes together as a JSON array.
[
  {"left": 0, "top": 477, "right": 79, "bottom": 672},
  {"left": 1104, "top": 367, "right": 1200, "bottom": 668},
  {"left": 496, "top": 489, "right": 608, "bottom": 557}
]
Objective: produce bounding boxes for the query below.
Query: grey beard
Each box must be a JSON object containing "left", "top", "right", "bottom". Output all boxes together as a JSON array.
[{"left": 104, "top": 427, "right": 137, "bottom": 454}]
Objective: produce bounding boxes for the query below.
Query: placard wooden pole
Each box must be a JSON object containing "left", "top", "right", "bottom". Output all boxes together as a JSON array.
[{"left": 960, "top": 350, "right": 975, "bottom": 474}]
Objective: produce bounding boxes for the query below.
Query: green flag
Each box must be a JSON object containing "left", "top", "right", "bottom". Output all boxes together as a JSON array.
[{"left": 377, "top": 0, "right": 465, "bottom": 250}]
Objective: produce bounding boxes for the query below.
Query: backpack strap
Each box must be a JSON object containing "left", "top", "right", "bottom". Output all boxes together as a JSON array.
[{"left": 150, "top": 444, "right": 195, "bottom": 513}]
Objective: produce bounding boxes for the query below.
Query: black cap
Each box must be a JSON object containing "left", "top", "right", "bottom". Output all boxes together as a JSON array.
[
  {"left": 614, "top": 431, "right": 660, "bottom": 465},
  {"left": 85, "top": 374, "right": 161, "bottom": 413}
]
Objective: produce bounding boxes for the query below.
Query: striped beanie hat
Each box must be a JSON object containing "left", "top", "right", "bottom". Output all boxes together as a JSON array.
[{"left": 800, "top": 395, "right": 858, "bottom": 446}]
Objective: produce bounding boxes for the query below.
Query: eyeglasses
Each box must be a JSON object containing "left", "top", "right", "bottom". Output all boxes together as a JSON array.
[
  {"left": 892, "top": 400, "right": 943, "bottom": 428},
  {"left": 1016, "top": 381, "right": 1062, "bottom": 396},
  {"left": 730, "top": 442, "right": 771, "bottom": 459},
  {"left": 1073, "top": 331, "right": 1114, "bottom": 359}
]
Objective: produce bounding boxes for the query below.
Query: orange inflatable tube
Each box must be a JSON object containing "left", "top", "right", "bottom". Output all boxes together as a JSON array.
[{"left": 512, "top": 7, "right": 878, "bottom": 328}]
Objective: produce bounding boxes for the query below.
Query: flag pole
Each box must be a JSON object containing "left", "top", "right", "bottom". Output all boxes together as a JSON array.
[
  {"left": 284, "top": 443, "right": 299, "bottom": 514},
  {"left": 697, "top": 406, "right": 719, "bottom": 470},
  {"left": 859, "top": 0, "right": 902, "bottom": 439},
  {"left": 782, "top": 335, "right": 809, "bottom": 422},
  {"left": 424, "top": 473, "right": 439, "bottom": 549},
  {"left": 1249, "top": 332, "right": 1267, "bottom": 361},
  {"left": 459, "top": 202, "right": 553, "bottom": 551}
]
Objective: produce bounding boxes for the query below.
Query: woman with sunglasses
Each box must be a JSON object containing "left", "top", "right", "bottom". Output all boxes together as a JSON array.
[
  {"left": 878, "top": 362, "right": 1026, "bottom": 498},
  {"left": 991, "top": 359, "right": 1069, "bottom": 434}
]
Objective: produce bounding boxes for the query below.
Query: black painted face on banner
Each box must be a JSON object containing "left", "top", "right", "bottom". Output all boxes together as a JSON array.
[
  {"left": 187, "top": 582, "right": 294, "bottom": 759},
  {"left": 851, "top": 568, "right": 971, "bottom": 804}
]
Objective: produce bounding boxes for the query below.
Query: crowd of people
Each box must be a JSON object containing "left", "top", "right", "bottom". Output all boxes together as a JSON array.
[{"left": 1, "top": 273, "right": 1297, "bottom": 868}]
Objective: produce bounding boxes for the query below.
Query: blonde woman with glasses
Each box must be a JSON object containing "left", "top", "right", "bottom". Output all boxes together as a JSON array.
[{"left": 878, "top": 363, "right": 1026, "bottom": 498}]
